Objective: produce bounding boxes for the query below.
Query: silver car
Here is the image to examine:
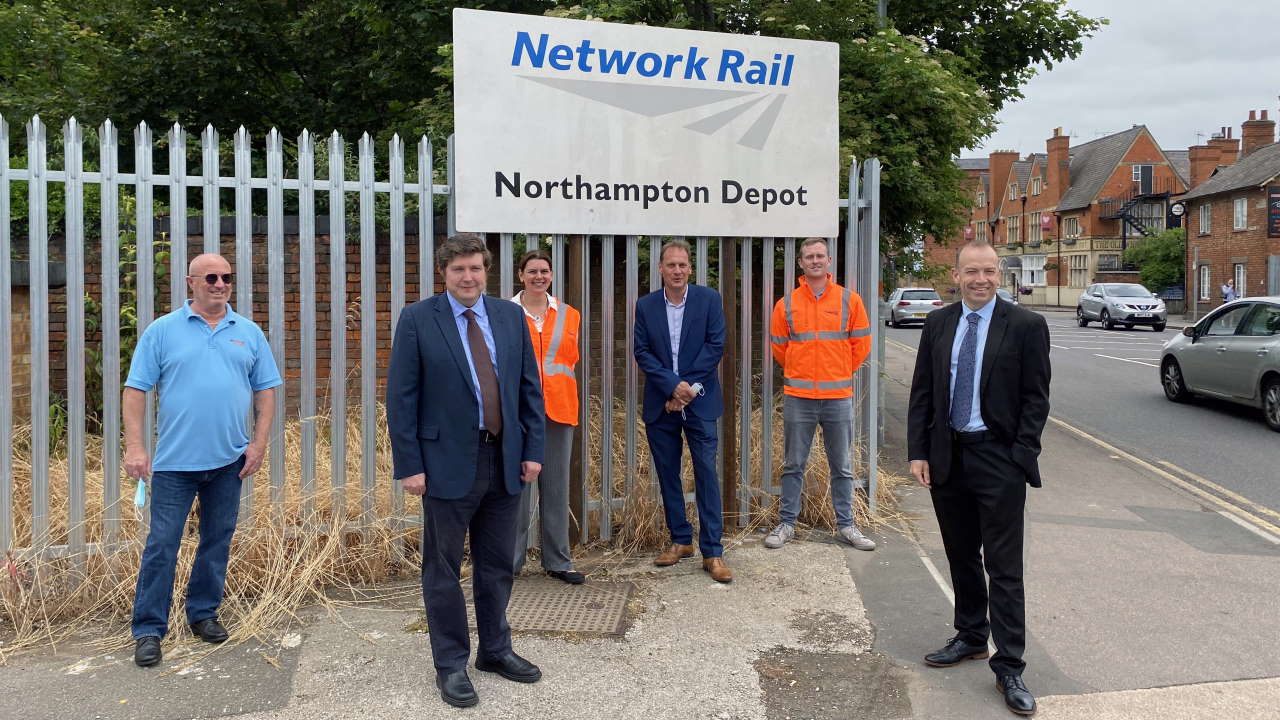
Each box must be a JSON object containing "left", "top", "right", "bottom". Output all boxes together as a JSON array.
[
  {"left": 1076, "top": 283, "right": 1167, "bottom": 331},
  {"left": 996, "top": 288, "right": 1019, "bottom": 305},
  {"left": 1160, "top": 297, "right": 1280, "bottom": 432},
  {"left": 886, "top": 287, "right": 944, "bottom": 327}
]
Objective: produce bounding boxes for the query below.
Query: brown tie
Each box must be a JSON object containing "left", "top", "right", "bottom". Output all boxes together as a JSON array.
[{"left": 464, "top": 308, "right": 502, "bottom": 436}]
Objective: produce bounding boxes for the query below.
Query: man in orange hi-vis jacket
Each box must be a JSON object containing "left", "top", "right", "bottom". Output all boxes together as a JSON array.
[{"left": 765, "top": 237, "right": 875, "bottom": 551}]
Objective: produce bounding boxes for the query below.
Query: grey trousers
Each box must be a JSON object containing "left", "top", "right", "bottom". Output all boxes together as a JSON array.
[
  {"left": 514, "top": 419, "right": 575, "bottom": 572},
  {"left": 778, "top": 394, "right": 858, "bottom": 529}
]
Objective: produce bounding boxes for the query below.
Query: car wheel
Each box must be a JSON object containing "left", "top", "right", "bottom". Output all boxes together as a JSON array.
[
  {"left": 1076, "top": 307, "right": 1089, "bottom": 327},
  {"left": 1262, "top": 377, "right": 1280, "bottom": 432},
  {"left": 1152, "top": 323, "right": 1166, "bottom": 332},
  {"left": 1162, "top": 358, "right": 1192, "bottom": 403},
  {"left": 1101, "top": 309, "right": 1115, "bottom": 330},
  {"left": 1124, "top": 323, "right": 1134, "bottom": 330},
  {"left": 889, "top": 315, "right": 899, "bottom": 328}
]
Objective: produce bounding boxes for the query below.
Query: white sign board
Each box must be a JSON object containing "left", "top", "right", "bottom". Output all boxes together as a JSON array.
[{"left": 453, "top": 9, "right": 840, "bottom": 237}]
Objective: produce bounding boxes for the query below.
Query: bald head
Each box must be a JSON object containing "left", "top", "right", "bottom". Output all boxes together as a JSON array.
[
  {"left": 186, "top": 253, "right": 233, "bottom": 317},
  {"left": 189, "top": 253, "right": 231, "bottom": 276},
  {"left": 951, "top": 241, "right": 1000, "bottom": 311}
]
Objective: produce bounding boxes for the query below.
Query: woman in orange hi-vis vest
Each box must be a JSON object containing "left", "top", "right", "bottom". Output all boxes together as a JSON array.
[{"left": 511, "top": 250, "right": 585, "bottom": 584}]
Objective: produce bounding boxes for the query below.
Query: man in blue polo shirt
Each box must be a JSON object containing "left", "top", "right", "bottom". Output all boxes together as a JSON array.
[{"left": 123, "top": 253, "right": 281, "bottom": 668}]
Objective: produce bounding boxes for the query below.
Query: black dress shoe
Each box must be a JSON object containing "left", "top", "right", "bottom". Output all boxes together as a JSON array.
[
  {"left": 476, "top": 651, "right": 542, "bottom": 683},
  {"left": 190, "top": 617, "right": 229, "bottom": 643},
  {"left": 436, "top": 670, "right": 478, "bottom": 708},
  {"left": 134, "top": 636, "right": 162, "bottom": 667},
  {"left": 997, "top": 674, "right": 1037, "bottom": 716},
  {"left": 924, "top": 635, "right": 990, "bottom": 667},
  {"left": 547, "top": 569, "right": 586, "bottom": 585}
]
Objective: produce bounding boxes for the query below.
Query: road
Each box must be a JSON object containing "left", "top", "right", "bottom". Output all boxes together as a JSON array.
[{"left": 884, "top": 310, "right": 1280, "bottom": 520}]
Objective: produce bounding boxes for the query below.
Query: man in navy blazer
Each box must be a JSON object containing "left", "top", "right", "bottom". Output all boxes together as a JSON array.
[
  {"left": 633, "top": 239, "right": 732, "bottom": 583},
  {"left": 386, "top": 233, "right": 546, "bottom": 709}
]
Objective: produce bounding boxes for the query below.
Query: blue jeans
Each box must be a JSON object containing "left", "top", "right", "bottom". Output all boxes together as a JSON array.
[
  {"left": 645, "top": 411, "right": 723, "bottom": 558},
  {"left": 132, "top": 455, "right": 244, "bottom": 639},
  {"left": 778, "top": 395, "right": 857, "bottom": 529}
]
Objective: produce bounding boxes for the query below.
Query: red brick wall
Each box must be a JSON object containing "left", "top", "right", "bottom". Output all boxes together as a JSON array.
[{"left": 1185, "top": 190, "right": 1279, "bottom": 308}]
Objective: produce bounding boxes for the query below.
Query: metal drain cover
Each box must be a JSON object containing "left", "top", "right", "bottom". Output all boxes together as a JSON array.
[{"left": 464, "top": 577, "right": 633, "bottom": 636}]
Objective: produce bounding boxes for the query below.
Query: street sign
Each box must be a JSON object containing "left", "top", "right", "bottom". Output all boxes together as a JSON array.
[
  {"left": 452, "top": 9, "right": 840, "bottom": 237},
  {"left": 1268, "top": 186, "right": 1280, "bottom": 239}
]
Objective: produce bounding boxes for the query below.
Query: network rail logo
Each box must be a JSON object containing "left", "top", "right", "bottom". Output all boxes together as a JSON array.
[{"left": 510, "top": 31, "right": 797, "bottom": 150}]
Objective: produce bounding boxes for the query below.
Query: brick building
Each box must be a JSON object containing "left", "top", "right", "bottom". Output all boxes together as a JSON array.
[
  {"left": 1178, "top": 110, "right": 1280, "bottom": 314},
  {"left": 924, "top": 125, "right": 1189, "bottom": 307}
]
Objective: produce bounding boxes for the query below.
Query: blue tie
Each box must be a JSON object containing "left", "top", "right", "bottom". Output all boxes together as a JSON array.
[{"left": 950, "top": 313, "right": 981, "bottom": 431}]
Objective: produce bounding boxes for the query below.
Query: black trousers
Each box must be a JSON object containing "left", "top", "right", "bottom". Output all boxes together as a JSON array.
[
  {"left": 930, "top": 437, "right": 1027, "bottom": 677},
  {"left": 420, "top": 443, "right": 520, "bottom": 675}
]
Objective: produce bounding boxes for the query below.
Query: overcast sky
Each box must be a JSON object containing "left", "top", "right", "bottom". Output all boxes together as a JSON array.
[{"left": 968, "top": 0, "right": 1280, "bottom": 157}]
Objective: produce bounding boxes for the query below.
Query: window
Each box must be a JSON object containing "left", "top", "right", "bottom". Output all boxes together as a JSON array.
[
  {"left": 1235, "top": 263, "right": 1247, "bottom": 296},
  {"left": 977, "top": 191, "right": 986, "bottom": 206},
  {"left": 1022, "top": 255, "right": 1046, "bottom": 287},
  {"left": 1241, "top": 303, "right": 1280, "bottom": 336},
  {"left": 1007, "top": 214, "right": 1021, "bottom": 244},
  {"left": 1068, "top": 254, "right": 1089, "bottom": 288},
  {"left": 1199, "top": 203, "right": 1211, "bottom": 234},
  {"left": 1136, "top": 202, "right": 1166, "bottom": 233},
  {"left": 1199, "top": 265, "right": 1211, "bottom": 300},
  {"left": 1234, "top": 197, "right": 1248, "bottom": 229},
  {"left": 1131, "top": 165, "right": 1143, "bottom": 181},
  {"left": 1008, "top": 184, "right": 1018, "bottom": 201},
  {"left": 1063, "top": 217, "right": 1081, "bottom": 238},
  {"left": 976, "top": 222, "right": 988, "bottom": 244},
  {"left": 1031, "top": 177, "right": 1042, "bottom": 196},
  {"left": 1097, "top": 253, "right": 1121, "bottom": 271},
  {"left": 1204, "top": 303, "right": 1253, "bottom": 336}
]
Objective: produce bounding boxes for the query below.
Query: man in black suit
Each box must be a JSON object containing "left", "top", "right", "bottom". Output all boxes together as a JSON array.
[
  {"left": 907, "top": 241, "right": 1051, "bottom": 717},
  {"left": 387, "top": 233, "right": 546, "bottom": 709}
]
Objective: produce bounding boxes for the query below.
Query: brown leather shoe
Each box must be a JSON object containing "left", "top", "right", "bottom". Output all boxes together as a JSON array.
[
  {"left": 702, "top": 557, "right": 733, "bottom": 583},
  {"left": 653, "top": 543, "right": 695, "bottom": 567}
]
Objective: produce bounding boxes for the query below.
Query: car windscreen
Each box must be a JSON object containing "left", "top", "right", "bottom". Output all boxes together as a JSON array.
[
  {"left": 902, "top": 290, "right": 940, "bottom": 300},
  {"left": 1104, "top": 284, "right": 1152, "bottom": 297}
]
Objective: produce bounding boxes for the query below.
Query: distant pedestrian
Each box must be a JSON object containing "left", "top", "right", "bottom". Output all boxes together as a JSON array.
[
  {"left": 124, "top": 253, "right": 281, "bottom": 668},
  {"left": 907, "top": 241, "right": 1051, "bottom": 716},
  {"left": 764, "top": 238, "right": 876, "bottom": 552},
  {"left": 1222, "top": 278, "right": 1239, "bottom": 303},
  {"left": 511, "top": 250, "right": 585, "bottom": 585}
]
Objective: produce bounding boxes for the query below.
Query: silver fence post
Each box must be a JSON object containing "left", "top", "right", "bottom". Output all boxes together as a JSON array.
[
  {"left": 760, "top": 236, "right": 775, "bottom": 498},
  {"left": 201, "top": 125, "right": 219, "bottom": 254},
  {"left": 99, "top": 120, "right": 122, "bottom": 545},
  {"left": 738, "top": 238, "right": 752, "bottom": 525},
  {"left": 500, "top": 233, "right": 514, "bottom": 298},
  {"left": 624, "top": 235, "right": 638, "bottom": 499},
  {"left": 233, "top": 127, "right": 254, "bottom": 518},
  {"left": 0, "top": 115, "right": 11, "bottom": 553},
  {"left": 168, "top": 123, "right": 187, "bottom": 312},
  {"left": 358, "top": 133, "right": 377, "bottom": 530},
  {"left": 28, "top": 116, "right": 50, "bottom": 548},
  {"left": 600, "top": 236, "right": 615, "bottom": 540},
  {"left": 418, "top": 137, "right": 434, "bottom": 299},
  {"left": 64, "top": 118, "right": 87, "bottom": 556},
  {"left": 266, "top": 129, "right": 286, "bottom": 507},
  {"left": 446, "top": 135, "right": 455, "bottom": 238},
  {"left": 648, "top": 235, "right": 662, "bottom": 499},
  {"left": 864, "top": 159, "right": 882, "bottom": 513},
  {"left": 388, "top": 134, "right": 406, "bottom": 527},
  {"left": 299, "top": 130, "right": 318, "bottom": 519},
  {"left": 135, "top": 121, "right": 155, "bottom": 534},
  {"left": 329, "top": 132, "right": 347, "bottom": 519},
  {"left": 578, "top": 237, "right": 591, "bottom": 544}
]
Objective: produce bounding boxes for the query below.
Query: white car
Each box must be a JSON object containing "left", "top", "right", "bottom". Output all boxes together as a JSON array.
[
  {"left": 886, "top": 287, "right": 945, "bottom": 327},
  {"left": 1077, "top": 283, "right": 1167, "bottom": 331},
  {"left": 1160, "top": 297, "right": 1280, "bottom": 432}
]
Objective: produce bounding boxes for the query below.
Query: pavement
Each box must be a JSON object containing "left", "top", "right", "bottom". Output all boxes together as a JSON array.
[{"left": 3, "top": 333, "right": 1279, "bottom": 719}]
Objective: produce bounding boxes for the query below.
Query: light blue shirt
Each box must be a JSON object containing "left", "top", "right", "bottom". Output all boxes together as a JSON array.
[
  {"left": 447, "top": 292, "right": 500, "bottom": 431},
  {"left": 125, "top": 301, "right": 282, "bottom": 471},
  {"left": 948, "top": 297, "right": 997, "bottom": 432},
  {"left": 664, "top": 286, "right": 688, "bottom": 375}
]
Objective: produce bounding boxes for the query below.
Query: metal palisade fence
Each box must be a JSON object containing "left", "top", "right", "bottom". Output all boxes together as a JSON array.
[{"left": 0, "top": 115, "right": 881, "bottom": 559}]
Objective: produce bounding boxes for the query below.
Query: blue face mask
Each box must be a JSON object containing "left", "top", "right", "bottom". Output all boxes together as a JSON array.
[{"left": 134, "top": 479, "right": 147, "bottom": 507}]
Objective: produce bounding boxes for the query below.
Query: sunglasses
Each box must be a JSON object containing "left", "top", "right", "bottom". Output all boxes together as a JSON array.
[{"left": 191, "top": 273, "right": 234, "bottom": 285}]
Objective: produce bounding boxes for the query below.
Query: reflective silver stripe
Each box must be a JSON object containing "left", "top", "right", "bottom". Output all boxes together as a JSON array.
[
  {"left": 770, "top": 335, "right": 790, "bottom": 345},
  {"left": 783, "top": 377, "right": 855, "bottom": 390},
  {"left": 543, "top": 297, "right": 575, "bottom": 378},
  {"left": 849, "top": 327, "right": 871, "bottom": 338},
  {"left": 788, "top": 330, "right": 853, "bottom": 341},
  {"left": 840, "top": 287, "right": 851, "bottom": 331},
  {"left": 784, "top": 288, "right": 796, "bottom": 337}
]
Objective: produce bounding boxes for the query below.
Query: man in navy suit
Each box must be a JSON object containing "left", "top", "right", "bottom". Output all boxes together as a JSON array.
[
  {"left": 633, "top": 239, "right": 732, "bottom": 583},
  {"left": 387, "top": 233, "right": 546, "bottom": 709}
]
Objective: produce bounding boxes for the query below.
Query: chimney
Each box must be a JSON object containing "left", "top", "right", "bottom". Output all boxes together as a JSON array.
[
  {"left": 988, "top": 149, "right": 1020, "bottom": 207},
  {"left": 1187, "top": 142, "right": 1219, "bottom": 189},
  {"left": 1241, "top": 108, "right": 1277, "bottom": 158},
  {"left": 1046, "top": 128, "right": 1070, "bottom": 203},
  {"left": 1208, "top": 126, "right": 1240, "bottom": 167}
]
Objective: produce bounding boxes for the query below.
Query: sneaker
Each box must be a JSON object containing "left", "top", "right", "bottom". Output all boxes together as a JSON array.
[
  {"left": 837, "top": 525, "right": 877, "bottom": 551},
  {"left": 763, "top": 524, "right": 795, "bottom": 549}
]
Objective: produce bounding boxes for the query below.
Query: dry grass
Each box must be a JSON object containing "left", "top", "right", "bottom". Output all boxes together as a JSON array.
[{"left": 2, "top": 398, "right": 908, "bottom": 663}]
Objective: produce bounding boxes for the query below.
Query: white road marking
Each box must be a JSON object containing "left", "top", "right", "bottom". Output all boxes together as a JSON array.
[
  {"left": 1218, "top": 511, "right": 1280, "bottom": 545},
  {"left": 1093, "top": 354, "right": 1160, "bottom": 368},
  {"left": 917, "top": 545, "right": 998, "bottom": 658}
]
